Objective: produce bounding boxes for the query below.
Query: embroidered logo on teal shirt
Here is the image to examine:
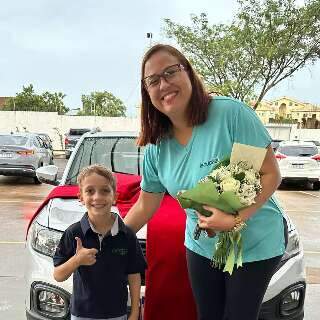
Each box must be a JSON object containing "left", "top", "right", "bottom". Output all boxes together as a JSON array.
[
  {"left": 200, "top": 157, "right": 219, "bottom": 168},
  {"left": 112, "top": 248, "right": 128, "bottom": 256}
]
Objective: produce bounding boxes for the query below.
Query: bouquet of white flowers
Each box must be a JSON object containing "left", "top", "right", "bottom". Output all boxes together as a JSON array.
[{"left": 177, "top": 143, "right": 267, "bottom": 274}]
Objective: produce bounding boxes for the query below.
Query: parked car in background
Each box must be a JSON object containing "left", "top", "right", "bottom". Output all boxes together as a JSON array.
[
  {"left": 0, "top": 132, "right": 52, "bottom": 183},
  {"left": 271, "top": 139, "right": 283, "bottom": 152},
  {"left": 275, "top": 140, "right": 320, "bottom": 190},
  {"left": 64, "top": 128, "right": 91, "bottom": 159},
  {"left": 25, "top": 131, "right": 306, "bottom": 320}
]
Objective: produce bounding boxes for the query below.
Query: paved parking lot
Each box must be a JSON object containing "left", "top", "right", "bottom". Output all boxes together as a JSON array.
[{"left": 0, "top": 156, "right": 319, "bottom": 319}]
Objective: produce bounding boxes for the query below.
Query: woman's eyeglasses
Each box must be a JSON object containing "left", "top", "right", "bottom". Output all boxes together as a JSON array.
[{"left": 142, "top": 64, "right": 185, "bottom": 90}]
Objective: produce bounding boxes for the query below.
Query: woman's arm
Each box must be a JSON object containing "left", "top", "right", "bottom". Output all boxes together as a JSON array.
[
  {"left": 128, "top": 273, "right": 141, "bottom": 320},
  {"left": 124, "top": 190, "right": 164, "bottom": 232},
  {"left": 198, "top": 146, "right": 281, "bottom": 231},
  {"left": 237, "top": 145, "right": 281, "bottom": 221}
]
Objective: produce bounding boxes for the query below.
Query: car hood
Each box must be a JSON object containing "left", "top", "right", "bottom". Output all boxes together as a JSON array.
[{"left": 47, "top": 198, "right": 147, "bottom": 239}]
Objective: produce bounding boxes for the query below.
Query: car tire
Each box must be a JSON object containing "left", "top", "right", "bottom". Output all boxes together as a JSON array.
[
  {"left": 66, "top": 154, "right": 70, "bottom": 159},
  {"left": 34, "top": 176, "right": 42, "bottom": 184},
  {"left": 313, "top": 182, "right": 320, "bottom": 191},
  {"left": 34, "top": 163, "right": 43, "bottom": 184}
]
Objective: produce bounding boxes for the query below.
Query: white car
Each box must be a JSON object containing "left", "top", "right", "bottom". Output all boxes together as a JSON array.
[
  {"left": 25, "top": 131, "right": 306, "bottom": 320},
  {"left": 275, "top": 140, "right": 320, "bottom": 190}
]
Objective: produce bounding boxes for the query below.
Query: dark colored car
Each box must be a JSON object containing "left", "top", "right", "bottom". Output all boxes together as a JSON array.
[{"left": 64, "top": 128, "right": 91, "bottom": 159}]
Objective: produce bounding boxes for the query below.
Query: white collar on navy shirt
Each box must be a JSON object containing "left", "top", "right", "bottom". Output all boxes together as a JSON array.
[{"left": 88, "top": 211, "right": 119, "bottom": 237}]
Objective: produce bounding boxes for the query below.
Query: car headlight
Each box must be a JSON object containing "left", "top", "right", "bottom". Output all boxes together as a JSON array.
[
  {"left": 31, "top": 282, "right": 70, "bottom": 319},
  {"left": 281, "top": 229, "right": 301, "bottom": 262},
  {"left": 30, "top": 221, "right": 63, "bottom": 257}
]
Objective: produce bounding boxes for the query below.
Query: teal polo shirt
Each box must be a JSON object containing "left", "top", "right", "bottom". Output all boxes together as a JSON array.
[{"left": 141, "top": 96, "right": 285, "bottom": 263}]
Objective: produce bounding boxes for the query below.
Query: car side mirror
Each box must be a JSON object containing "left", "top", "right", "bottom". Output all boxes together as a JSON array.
[{"left": 36, "top": 165, "right": 59, "bottom": 185}]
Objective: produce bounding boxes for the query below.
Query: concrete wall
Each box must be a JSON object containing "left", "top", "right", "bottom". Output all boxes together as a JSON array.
[
  {"left": 265, "top": 124, "right": 320, "bottom": 142},
  {"left": 1, "top": 111, "right": 320, "bottom": 150},
  {"left": 0, "top": 111, "right": 139, "bottom": 150},
  {"left": 290, "top": 127, "right": 320, "bottom": 141}
]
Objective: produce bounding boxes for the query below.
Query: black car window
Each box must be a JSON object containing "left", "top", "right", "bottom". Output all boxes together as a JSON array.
[
  {"left": 69, "top": 129, "right": 90, "bottom": 135},
  {"left": 278, "top": 146, "right": 317, "bottom": 157},
  {"left": 36, "top": 136, "right": 47, "bottom": 148}
]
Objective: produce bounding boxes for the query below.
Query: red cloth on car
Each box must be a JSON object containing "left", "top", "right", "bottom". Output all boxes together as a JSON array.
[{"left": 27, "top": 173, "right": 197, "bottom": 320}]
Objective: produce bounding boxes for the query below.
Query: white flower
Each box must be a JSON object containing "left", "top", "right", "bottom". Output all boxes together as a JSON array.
[
  {"left": 220, "top": 177, "right": 241, "bottom": 193},
  {"left": 237, "top": 184, "right": 256, "bottom": 205},
  {"left": 245, "top": 170, "right": 257, "bottom": 184},
  {"left": 210, "top": 167, "right": 231, "bottom": 182}
]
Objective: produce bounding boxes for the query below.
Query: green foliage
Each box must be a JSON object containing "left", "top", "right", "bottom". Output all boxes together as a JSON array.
[
  {"left": 80, "top": 91, "right": 126, "bottom": 117},
  {"left": 2, "top": 84, "right": 68, "bottom": 114},
  {"left": 164, "top": 0, "right": 320, "bottom": 109}
]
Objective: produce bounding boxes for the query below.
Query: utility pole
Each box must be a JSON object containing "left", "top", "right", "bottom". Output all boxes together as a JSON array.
[{"left": 146, "top": 32, "right": 153, "bottom": 48}]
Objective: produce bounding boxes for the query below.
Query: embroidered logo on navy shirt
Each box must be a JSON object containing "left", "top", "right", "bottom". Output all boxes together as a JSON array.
[
  {"left": 200, "top": 157, "right": 219, "bottom": 168},
  {"left": 112, "top": 248, "right": 128, "bottom": 256}
]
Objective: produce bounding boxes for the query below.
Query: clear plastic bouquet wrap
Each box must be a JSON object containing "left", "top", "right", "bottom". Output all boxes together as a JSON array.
[{"left": 177, "top": 143, "right": 267, "bottom": 274}]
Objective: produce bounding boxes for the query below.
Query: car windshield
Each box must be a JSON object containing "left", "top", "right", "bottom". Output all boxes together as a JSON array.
[
  {"left": 0, "top": 135, "right": 28, "bottom": 146},
  {"left": 65, "top": 136, "right": 144, "bottom": 185},
  {"left": 278, "top": 145, "right": 318, "bottom": 157}
]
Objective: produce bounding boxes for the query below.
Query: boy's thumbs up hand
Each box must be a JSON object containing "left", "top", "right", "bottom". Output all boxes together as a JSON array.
[
  {"left": 75, "top": 237, "right": 98, "bottom": 266},
  {"left": 75, "top": 237, "right": 83, "bottom": 252}
]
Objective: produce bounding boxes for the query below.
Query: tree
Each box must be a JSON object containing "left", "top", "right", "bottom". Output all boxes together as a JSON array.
[
  {"left": 3, "top": 84, "right": 68, "bottom": 114},
  {"left": 164, "top": 0, "right": 320, "bottom": 109},
  {"left": 80, "top": 91, "right": 126, "bottom": 117}
]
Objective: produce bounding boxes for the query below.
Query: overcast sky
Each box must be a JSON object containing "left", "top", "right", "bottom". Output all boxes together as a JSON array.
[{"left": 1, "top": 0, "right": 319, "bottom": 116}]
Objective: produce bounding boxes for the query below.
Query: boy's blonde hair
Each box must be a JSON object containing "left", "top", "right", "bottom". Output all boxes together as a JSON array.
[{"left": 77, "top": 164, "right": 116, "bottom": 193}]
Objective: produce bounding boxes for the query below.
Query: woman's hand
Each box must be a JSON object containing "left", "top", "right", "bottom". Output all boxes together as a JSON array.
[{"left": 197, "top": 206, "right": 236, "bottom": 232}]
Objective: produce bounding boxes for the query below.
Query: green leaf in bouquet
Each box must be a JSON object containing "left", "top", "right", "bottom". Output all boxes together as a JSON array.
[
  {"left": 223, "top": 233, "right": 235, "bottom": 274},
  {"left": 219, "top": 191, "right": 245, "bottom": 212},
  {"left": 177, "top": 180, "right": 220, "bottom": 207},
  {"left": 234, "top": 232, "right": 243, "bottom": 269},
  {"left": 178, "top": 198, "right": 212, "bottom": 217},
  {"left": 233, "top": 172, "right": 245, "bottom": 181},
  {"left": 213, "top": 157, "right": 230, "bottom": 170}
]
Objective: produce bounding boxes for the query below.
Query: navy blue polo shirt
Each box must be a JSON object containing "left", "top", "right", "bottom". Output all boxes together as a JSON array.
[{"left": 53, "top": 212, "right": 147, "bottom": 319}]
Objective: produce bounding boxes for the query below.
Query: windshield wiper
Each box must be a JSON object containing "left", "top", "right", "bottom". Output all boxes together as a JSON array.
[{"left": 89, "top": 139, "right": 99, "bottom": 165}]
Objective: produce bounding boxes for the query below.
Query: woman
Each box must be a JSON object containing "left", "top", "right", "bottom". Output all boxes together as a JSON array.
[{"left": 124, "top": 44, "right": 286, "bottom": 320}]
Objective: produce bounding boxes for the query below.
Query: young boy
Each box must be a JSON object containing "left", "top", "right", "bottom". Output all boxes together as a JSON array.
[{"left": 53, "top": 164, "right": 147, "bottom": 320}]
